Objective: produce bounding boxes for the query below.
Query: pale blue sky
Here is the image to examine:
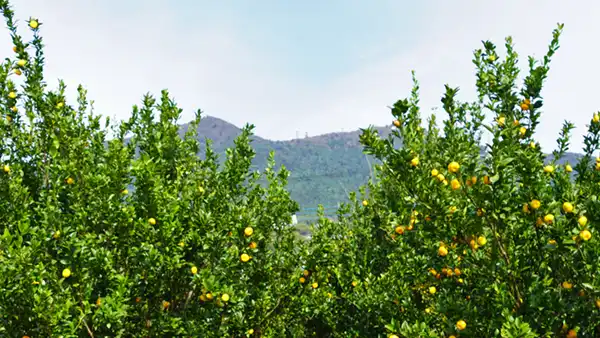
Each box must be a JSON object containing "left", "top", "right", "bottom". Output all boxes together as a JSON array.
[{"left": 7, "top": 1, "right": 600, "bottom": 153}]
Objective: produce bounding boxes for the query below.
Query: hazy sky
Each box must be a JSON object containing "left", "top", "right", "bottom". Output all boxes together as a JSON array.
[{"left": 6, "top": 1, "right": 600, "bottom": 153}]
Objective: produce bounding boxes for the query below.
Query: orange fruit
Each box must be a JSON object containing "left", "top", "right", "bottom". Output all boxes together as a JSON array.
[{"left": 448, "top": 161, "right": 460, "bottom": 173}]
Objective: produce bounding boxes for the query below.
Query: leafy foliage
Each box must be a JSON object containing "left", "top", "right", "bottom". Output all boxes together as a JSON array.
[
  {"left": 1, "top": 2, "right": 600, "bottom": 337},
  {"left": 0, "top": 3, "right": 300, "bottom": 336},
  {"left": 303, "top": 23, "right": 600, "bottom": 337}
]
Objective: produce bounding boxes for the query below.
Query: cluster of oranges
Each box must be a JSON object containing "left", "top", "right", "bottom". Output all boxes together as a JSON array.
[
  {"left": 298, "top": 269, "right": 319, "bottom": 290},
  {"left": 198, "top": 288, "right": 230, "bottom": 306},
  {"left": 527, "top": 198, "right": 593, "bottom": 242}
]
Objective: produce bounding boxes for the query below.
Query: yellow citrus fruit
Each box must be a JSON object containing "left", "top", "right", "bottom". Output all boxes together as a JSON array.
[
  {"left": 199, "top": 294, "right": 206, "bottom": 302},
  {"left": 456, "top": 320, "right": 467, "bottom": 330},
  {"left": 410, "top": 157, "right": 419, "bottom": 167},
  {"left": 148, "top": 218, "right": 156, "bottom": 225},
  {"left": 450, "top": 179, "right": 461, "bottom": 190},
  {"left": 191, "top": 266, "right": 197, "bottom": 274},
  {"left": 395, "top": 226, "right": 405, "bottom": 235},
  {"left": 240, "top": 253, "right": 251, "bottom": 262},
  {"left": 562, "top": 202, "right": 574, "bottom": 213},
  {"left": 544, "top": 214, "right": 554, "bottom": 224},
  {"left": 14, "top": 69, "right": 21, "bottom": 76},
  {"left": 580, "top": 230, "right": 592, "bottom": 241},
  {"left": 431, "top": 168, "right": 439, "bottom": 177},
  {"left": 244, "top": 227, "right": 253, "bottom": 237},
  {"left": 530, "top": 199, "right": 541, "bottom": 209},
  {"left": 29, "top": 19, "right": 38, "bottom": 29},
  {"left": 476, "top": 208, "right": 484, "bottom": 217},
  {"left": 428, "top": 286, "right": 436, "bottom": 294},
  {"left": 66, "top": 177, "right": 74, "bottom": 185},
  {"left": 121, "top": 189, "right": 128, "bottom": 195},
  {"left": 53, "top": 230, "right": 60, "bottom": 239},
  {"left": 96, "top": 297, "right": 101, "bottom": 306},
  {"left": 520, "top": 102, "right": 529, "bottom": 111},
  {"left": 530, "top": 141, "right": 536, "bottom": 149},
  {"left": 299, "top": 277, "right": 306, "bottom": 284},
  {"left": 352, "top": 281, "right": 358, "bottom": 287},
  {"left": 362, "top": 200, "right": 368, "bottom": 207},
  {"left": 470, "top": 176, "right": 477, "bottom": 185},
  {"left": 449, "top": 206, "right": 457, "bottom": 214},
  {"left": 519, "top": 127, "right": 527, "bottom": 137},
  {"left": 448, "top": 161, "right": 460, "bottom": 173},
  {"left": 566, "top": 329, "right": 577, "bottom": 338},
  {"left": 477, "top": 236, "right": 487, "bottom": 246},
  {"left": 8, "top": 91, "right": 16, "bottom": 99},
  {"left": 595, "top": 299, "right": 600, "bottom": 308},
  {"left": 595, "top": 113, "right": 600, "bottom": 123},
  {"left": 392, "top": 119, "right": 401, "bottom": 127},
  {"left": 303, "top": 269, "right": 310, "bottom": 277},
  {"left": 523, "top": 203, "right": 530, "bottom": 213},
  {"left": 3, "top": 165, "right": 9, "bottom": 173},
  {"left": 578, "top": 216, "right": 588, "bottom": 227},
  {"left": 247, "top": 329, "right": 255, "bottom": 335},
  {"left": 436, "top": 173, "right": 445, "bottom": 182},
  {"left": 438, "top": 246, "right": 448, "bottom": 257},
  {"left": 548, "top": 239, "right": 557, "bottom": 245},
  {"left": 205, "top": 293, "right": 213, "bottom": 301},
  {"left": 497, "top": 116, "right": 506, "bottom": 126},
  {"left": 543, "top": 165, "right": 554, "bottom": 173},
  {"left": 311, "top": 282, "right": 318, "bottom": 289},
  {"left": 249, "top": 241, "right": 257, "bottom": 249},
  {"left": 12, "top": 45, "right": 16, "bottom": 52},
  {"left": 562, "top": 281, "right": 573, "bottom": 289},
  {"left": 389, "top": 335, "right": 399, "bottom": 338},
  {"left": 565, "top": 164, "right": 573, "bottom": 172},
  {"left": 483, "top": 175, "right": 490, "bottom": 184},
  {"left": 454, "top": 268, "right": 461, "bottom": 275},
  {"left": 469, "top": 239, "right": 479, "bottom": 250},
  {"left": 62, "top": 268, "right": 71, "bottom": 278},
  {"left": 221, "top": 293, "right": 230, "bottom": 302}
]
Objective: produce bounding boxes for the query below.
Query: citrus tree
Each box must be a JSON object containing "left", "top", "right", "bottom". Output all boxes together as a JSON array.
[
  {"left": 302, "top": 24, "right": 600, "bottom": 337},
  {"left": 0, "top": 2, "right": 304, "bottom": 336}
]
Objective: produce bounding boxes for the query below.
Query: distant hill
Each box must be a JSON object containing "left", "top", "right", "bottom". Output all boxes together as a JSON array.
[
  {"left": 175, "top": 115, "right": 582, "bottom": 214},
  {"left": 179, "top": 116, "right": 391, "bottom": 212}
]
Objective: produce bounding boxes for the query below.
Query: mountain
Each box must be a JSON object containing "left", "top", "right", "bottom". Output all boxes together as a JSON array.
[
  {"left": 178, "top": 116, "right": 582, "bottom": 217},
  {"left": 179, "top": 116, "right": 391, "bottom": 214}
]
